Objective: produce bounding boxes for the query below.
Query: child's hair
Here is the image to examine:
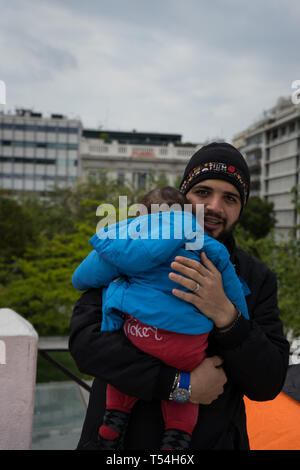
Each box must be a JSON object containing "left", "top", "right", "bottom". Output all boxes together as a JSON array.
[{"left": 137, "top": 186, "right": 189, "bottom": 215}]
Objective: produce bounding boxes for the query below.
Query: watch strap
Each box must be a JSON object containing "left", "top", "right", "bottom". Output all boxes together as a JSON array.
[
  {"left": 179, "top": 372, "right": 190, "bottom": 390},
  {"left": 170, "top": 371, "right": 191, "bottom": 402}
]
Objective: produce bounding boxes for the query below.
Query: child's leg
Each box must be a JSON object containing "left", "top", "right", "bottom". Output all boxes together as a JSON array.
[
  {"left": 99, "top": 384, "right": 138, "bottom": 446},
  {"left": 123, "top": 317, "right": 208, "bottom": 449},
  {"left": 160, "top": 400, "right": 199, "bottom": 450},
  {"left": 106, "top": 383, "right": 139, "bottom": 414}
]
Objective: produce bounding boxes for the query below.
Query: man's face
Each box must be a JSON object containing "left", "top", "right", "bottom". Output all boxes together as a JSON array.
[{"left": 186, "top": 179, "right": 242, "bottom": 241}]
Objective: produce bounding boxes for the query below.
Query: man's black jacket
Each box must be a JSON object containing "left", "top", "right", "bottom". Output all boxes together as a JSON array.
[{"left": 69, "top": 237, "right": 290, "bottom": 450}]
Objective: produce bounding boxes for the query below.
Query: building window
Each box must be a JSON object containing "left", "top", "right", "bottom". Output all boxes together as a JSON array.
[
  {"left": 265, "top": 163, "right": 269, "bottom": 177},
  {"left": 264, "top": 181, "right": 268, "bottom": 193},
  {"left": 134, "top": 172, "right": 147, "bottom": 188},
  {"left": 99, "top": 146, "right": 109, "bottom": 153},
  {"left": 117, "top": 172, "right": 125, "bottom": 185},
  {"left": 289, "top": 122, "right": 295, "bottom": 133},
  {"left": 246, "top": 152, "right": 261, "bottom": 165},
  {"left": 250, "top": 181, "right": 260, "bottom": 191},
  {"left": 247, "top": 135, "right": 262, "bottom": 145}
]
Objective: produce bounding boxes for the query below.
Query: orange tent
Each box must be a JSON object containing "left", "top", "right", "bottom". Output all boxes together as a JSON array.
[{"left": 244, "top": 365, "right": 300, "bottom": 450}]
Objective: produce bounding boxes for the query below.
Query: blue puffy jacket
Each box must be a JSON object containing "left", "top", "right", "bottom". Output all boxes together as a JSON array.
[{"left": 72, "top": 211, "right": 249, "bottom": 334}]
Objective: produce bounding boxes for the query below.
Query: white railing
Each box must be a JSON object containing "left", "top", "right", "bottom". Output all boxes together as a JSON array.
[{"left": 80, "top": 139, "right": 198, "bottom": 160}]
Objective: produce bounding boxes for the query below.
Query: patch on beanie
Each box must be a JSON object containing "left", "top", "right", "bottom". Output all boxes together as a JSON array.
[{"left": 179, "top": 161, "right": 249, "bottom": 204}]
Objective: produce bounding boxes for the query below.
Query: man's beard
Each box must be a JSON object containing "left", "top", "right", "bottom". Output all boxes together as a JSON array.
[
  {"left": 204, "top": 210, "right": 238, "bottom": 243},
  {"left": 215, "top": 223, "right": 237, "bottom": 242}
]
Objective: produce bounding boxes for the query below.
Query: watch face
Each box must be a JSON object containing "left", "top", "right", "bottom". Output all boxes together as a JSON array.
[{"left": 172, "top": 387, "right": 190, "bottom": 404}]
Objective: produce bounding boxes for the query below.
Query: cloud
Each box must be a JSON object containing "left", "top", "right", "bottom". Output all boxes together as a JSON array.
[{"left": 0, "top": 0, "right": 299, "bottom": 142}]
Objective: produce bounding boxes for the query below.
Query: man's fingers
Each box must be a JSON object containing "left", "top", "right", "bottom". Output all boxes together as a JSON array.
[
  {"left": 210, "top": 355, "right": 224, "bottom": 368},
  {"left": 171, "top": 287, "right": 198, "bottom": 306},
  {"left": 173, "top": 254, "right": 218, "bottom": 277},
  {"left": 169, "top": 271, "right": 203, "bottom": 292},
  {"left": 170, "top": 261, "right": 205, "bottom": 285},
  {"left": 200, "top": 252, "right": 219, "bottom": 273},
  {"left": 173, "top": 256, "right": 208, "bottom": 275},
  {"left": 190, "top": 356, "right": 227, "bottom": 404}
]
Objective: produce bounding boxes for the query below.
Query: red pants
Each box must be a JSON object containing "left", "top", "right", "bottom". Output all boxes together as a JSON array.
[{"left": 106, "top": 317, "right": 208, "bottom": 435}]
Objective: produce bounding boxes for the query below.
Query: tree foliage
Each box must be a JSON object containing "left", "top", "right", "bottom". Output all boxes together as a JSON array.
[
  {"left": 0, "top": 194, "right": 39, "bottom": 261},
  {"left": 235, "top": 226, "right": 300, "bottom": 336},
  {"left": 238, "top": 196, "right": 276, "bottom": 239},
  {"left": 0, "top": 225, "right": 92, "bottom": 335}
]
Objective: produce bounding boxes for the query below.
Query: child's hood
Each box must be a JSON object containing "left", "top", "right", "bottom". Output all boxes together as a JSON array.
[{"left": 89, "top": 211, "right": 204, "bottom": 275}]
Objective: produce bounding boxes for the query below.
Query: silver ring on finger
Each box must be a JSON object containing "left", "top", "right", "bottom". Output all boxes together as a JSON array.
[{"left": 193, "top": 282, "right": 200, "bottom": 293}]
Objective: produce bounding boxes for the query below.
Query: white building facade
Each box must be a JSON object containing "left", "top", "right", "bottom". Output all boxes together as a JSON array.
[
  {"left": 79, "top": 130, "right": 200, "bottom": 189},
  {"left": 0, "top": 109, "right": 81, "bottom": 194},
  {"left": 233, "top": 98, "right": 300, "bottom": 239}
]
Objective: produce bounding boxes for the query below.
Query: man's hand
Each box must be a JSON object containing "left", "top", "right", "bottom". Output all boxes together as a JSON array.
[
  {"left": 169, "top": 253, "right": 236, "bottom": 329},
  {"left": 190, "top": 356, "right": 227, "bottom": 404}
]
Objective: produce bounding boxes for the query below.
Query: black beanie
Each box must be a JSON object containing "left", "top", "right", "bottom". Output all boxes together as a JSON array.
[{"left": 179, "top": 142, "right": 250, "bottom": 210}]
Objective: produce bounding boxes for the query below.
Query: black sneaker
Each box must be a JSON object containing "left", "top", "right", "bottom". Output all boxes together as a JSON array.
[
  {"left": 97, "top": 409, "right": 130, "bottom": 450},
  {"left": 161, "top": 428, "right": 192, "bottom": 450}
]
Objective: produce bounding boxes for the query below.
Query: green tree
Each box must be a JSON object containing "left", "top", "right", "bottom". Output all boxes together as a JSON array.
[
  {"left": 0, "top": 194, "right": 38, "bottom": 261},
  {"left": 0, "top": 223, "right": 93, "bottom": 335},
  {"left": 235, "top": 226, "right": 300, "bottom": 336},
  {"left": 238, "top": 196, "right": 276, "bottom": 239}
]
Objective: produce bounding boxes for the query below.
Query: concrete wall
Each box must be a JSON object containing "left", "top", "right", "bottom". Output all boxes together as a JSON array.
[{"left": 0, "top": 308, "right": 38, "bottom": 450}]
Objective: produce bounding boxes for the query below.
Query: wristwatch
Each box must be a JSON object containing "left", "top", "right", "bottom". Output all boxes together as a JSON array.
[{"left": 171, "top": 372, "right": 192, "bottom": 403}]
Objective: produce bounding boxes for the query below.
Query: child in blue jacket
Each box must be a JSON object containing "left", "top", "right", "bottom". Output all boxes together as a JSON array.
[{"left": 72, "top": 187, "right": 249, "bottom": 450}]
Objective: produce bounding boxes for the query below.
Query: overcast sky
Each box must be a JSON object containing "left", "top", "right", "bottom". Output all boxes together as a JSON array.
[{"left": 0, "top": 0, "right": 300, "bottom": 143}]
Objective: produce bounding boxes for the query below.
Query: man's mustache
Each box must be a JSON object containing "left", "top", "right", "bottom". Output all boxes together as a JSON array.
[{"left": 204, "top": 211, "right": 225, "bottom": 223}]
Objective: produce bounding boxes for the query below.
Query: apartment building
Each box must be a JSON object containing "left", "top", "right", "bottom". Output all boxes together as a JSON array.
[
  {"left": 233, "top": 97, "right": 300, "bottom": 239},
  {"left": 79, "top": 129, "right": 200, "bottom": 189},
  {"left": 0, "top": 109, "right": 81, "bottom": 194}
]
